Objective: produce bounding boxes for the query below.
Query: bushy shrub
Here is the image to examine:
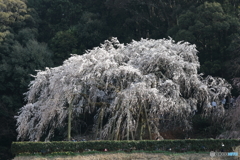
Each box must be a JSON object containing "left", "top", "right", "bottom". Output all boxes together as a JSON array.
[{"left": 12, "top": 139, "right": 240, "bottom": 155}]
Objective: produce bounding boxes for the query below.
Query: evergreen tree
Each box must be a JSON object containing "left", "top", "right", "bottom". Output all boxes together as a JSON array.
[
  {"left": 168, "top": 2, "right": 240, "bottom": 77},
  {"left": 0, "top": 0, "right": 52, "bottom": 158}
]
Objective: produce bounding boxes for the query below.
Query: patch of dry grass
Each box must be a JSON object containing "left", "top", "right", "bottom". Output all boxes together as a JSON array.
[{"left": 13, "top": 152, "right": 238, "bottom": 160}]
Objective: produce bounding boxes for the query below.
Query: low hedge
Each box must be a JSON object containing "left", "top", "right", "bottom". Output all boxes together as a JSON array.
[{"left": 11, "top": 139, "right": 240, "bottom": 155}]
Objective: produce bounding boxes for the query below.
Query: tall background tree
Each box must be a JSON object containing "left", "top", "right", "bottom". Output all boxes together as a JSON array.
[
  {"left": 168, "top": 2, "right": 240, "bottom": 77},
  {"left": 0, "top": 0, "right": 53, "bottom": 159}
]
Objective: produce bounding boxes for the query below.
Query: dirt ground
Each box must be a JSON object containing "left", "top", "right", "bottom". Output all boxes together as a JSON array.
[{"left": 12, "top": 152, "right": 239, "bottom": 160}]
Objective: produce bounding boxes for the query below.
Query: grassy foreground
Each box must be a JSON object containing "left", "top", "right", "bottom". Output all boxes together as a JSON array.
[{"left": 12, "top": 151, "right": 238, "bottom": 160}]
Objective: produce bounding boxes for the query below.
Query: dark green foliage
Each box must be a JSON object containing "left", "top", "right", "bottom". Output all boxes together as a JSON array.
[
  {"left": 27, "top": 0, "right": 83, "bottom": 42},
  {"left": 74, "top": 12, "right": 109, "bottom": 51},
  {"left": 11, "top": 139, "right": 240, "bottom": 155},
  {"left": 0, "top": 2, "right": 53, "bottom": 159},
  {"left": 50, "top": 29, "right": 78, "bottom": 65},
  {"left": 28, "top": 0, "right": 240, "bottom": 78},
  {"left": 168, "top": 2, "right": 240, "bottom": 77},
  {"left": 0, "top": 102, "right": 17, "bottom": 160},
  {"left": 16, "top": 28, "right": 38, "bottom": 45},
  {"left": 0, "top": 38, "right": 53, "bottom": 108},
  {"left": 0, "top": 35, "right": 53, "bottom": 159}
]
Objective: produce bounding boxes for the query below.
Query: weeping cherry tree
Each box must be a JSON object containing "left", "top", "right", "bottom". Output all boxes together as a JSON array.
[
  {"left": 16, "top": 38, "right": 231, "bottom": 141},
  {"left": 217, "top": 78, "right": 240, "bottom": 139}
]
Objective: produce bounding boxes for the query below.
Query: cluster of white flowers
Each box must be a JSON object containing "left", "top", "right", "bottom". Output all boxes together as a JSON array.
[{"left": 16, "top": 38, "right": 231, "bottom": 141}]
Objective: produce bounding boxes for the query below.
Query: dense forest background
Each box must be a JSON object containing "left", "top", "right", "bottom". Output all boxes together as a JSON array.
[{"left": 1, "top": 0, "right": 240, "bottom": 159}]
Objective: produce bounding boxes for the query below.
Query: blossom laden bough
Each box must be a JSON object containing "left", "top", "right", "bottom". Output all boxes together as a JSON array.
[{"left": 16, "top": 37, "right": 231, "bottom": 141}]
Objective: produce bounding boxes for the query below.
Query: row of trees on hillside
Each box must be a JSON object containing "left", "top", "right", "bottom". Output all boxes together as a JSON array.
[{"left": 25, "top": 0, "right": 240, "bottom": 78}]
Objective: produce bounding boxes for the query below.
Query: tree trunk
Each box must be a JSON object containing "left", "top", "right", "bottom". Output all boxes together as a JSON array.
[
  {"left": 68, "top": 102, "right": 73, "bottom": 141},
  {"left": 127, "top": 108, "right": 130, "bottom": 140},
  {"left": 140, "top": 123, "right": 144, "bottom": 140},
  {"left": 144, "top": 101, "right": 152, "bottom": 140},
  {"left": 135, "top": 104, "right": 142, "bottom": 139},
  {"left": 95, "top": 121, "right": 99, "bottom": 140},
  {"left": 99, "top": 107, "right": 104, "bottom": 140}
]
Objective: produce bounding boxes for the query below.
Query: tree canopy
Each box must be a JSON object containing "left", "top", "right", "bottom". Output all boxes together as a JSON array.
[
  {"left": 16, "top": 38, "right": 231, "bottom": 141},
  {"left": 169, "top": 2, "right": 240, "bottom": 77}
]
